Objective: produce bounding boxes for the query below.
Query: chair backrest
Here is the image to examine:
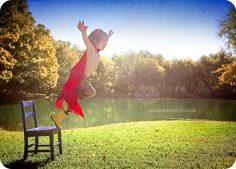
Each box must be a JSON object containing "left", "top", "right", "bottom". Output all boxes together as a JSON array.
[{"left": 21, "top": 100, "right": 38, "bottom": 132}]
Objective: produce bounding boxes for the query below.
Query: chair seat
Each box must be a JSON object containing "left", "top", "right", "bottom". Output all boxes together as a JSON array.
[
  {"left": 27, "top": 126, "right": 58, "bottom": 132},
  {"left": 26, "top": 126, "right": 59, "bottom": 136}
]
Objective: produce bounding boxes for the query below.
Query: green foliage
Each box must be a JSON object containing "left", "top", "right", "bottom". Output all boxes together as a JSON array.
[
  {"left": 0, "top": 0, "right": 235, "bottom": 102},
  {"left": 216, "top": 7, "right": 236, "bottom": 89},
  {"left": 0, "top": 0, "right": 19, "bottom": 81},
  {"left": 197, "top": 51, "right": 228, "bottom": 91},
  {"left": 103, "top": 50, "right": 234, "bottom": 98},
  {"left": 109, "top": 51, "right": 165, "bottom": 96},
  {"left": 90, "top": 56, "right": 116, "bottom": 94},
  {"left": 11, "top": 24, "right": 58, "bottom": 93},
  {"left": 112, "top": 52, "right": 139, "bottom": 95},
  {"left": 0, "top": 0, "right": 58, "bottom": 98},
  {"left": 163, "top": 59, "right": 197, "bottom": 97},
  {"left": 132, "top": 57, "right": 165, "bottom": 93},
  {"left": 213, "top": 57, "right": 236, "bottom": 88},
  {"left": 54, "top": 41, "right": 81, "bottom": 90},
  {"left": 218, "top": 7, "right": 236, "bottom": 51}
]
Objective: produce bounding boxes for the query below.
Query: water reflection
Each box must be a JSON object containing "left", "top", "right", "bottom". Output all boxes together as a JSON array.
[{"left": 0, "top": 98, "right": 235, "bottom": 131}]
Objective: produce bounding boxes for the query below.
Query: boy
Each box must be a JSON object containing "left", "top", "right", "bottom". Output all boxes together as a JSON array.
[{"left": 52, "top": 21, "right": 113, "bottom": 129}]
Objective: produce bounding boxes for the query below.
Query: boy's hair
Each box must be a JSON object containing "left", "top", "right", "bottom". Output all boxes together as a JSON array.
[{"left": 88, "top": 29, "right": 108, "bottom": 47}]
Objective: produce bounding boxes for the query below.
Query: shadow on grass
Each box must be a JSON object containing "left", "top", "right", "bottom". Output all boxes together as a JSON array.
[{"left": 4, "top": 158, "right": 51, "bottom": 169}]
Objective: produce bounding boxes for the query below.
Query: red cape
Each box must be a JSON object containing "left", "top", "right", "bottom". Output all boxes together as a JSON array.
[{"left": 55, "top": 50, "right": 88, "bottom": 118}]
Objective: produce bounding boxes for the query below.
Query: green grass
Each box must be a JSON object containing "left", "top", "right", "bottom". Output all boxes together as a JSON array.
[{"left": 0, "top": 121, "right": 236, "bottom": 169}]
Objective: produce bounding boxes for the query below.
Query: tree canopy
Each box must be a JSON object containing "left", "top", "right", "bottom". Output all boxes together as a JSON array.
[
  {"left": 0, "top": 0, "right": 58, "bottom": 99},
  {"left": 0, "top": 0, "right": 235, "bottom": 103},
  {"left": 215, "top": 7, "right": 236, "bottom": 88}
]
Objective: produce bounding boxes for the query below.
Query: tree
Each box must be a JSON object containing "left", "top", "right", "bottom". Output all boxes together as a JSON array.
[
  {"left": 0, "top": 0, "right": 36, "bottom": 97},
  {"left": 112, "top": 52, "right": 139, "bottom": 96},
  {"left": 133, "top": 57, "right": 164, "bottom": 91},
  {"left": 10, "top": 24, "right": 58, "bottom": 93},
  {"left": 90, "top": 56, "right": 116, "bottom": 95},
  {"left": 0, "top": 0, "right": 19, "bottom": 81},
  {"left": 111, "top": 51, "right": 165, "bottom": 97},
  {"left": 162, "top": 58, "right": 199, "bottom": 97},
  {"left": 54, "top": 40, "right": 81, "bottom": 91},
  {"left": 198, "top": 52, "right": 226, "bottom": 90},
  {"left": 218, "top": 7, "right": 236, "bottom": 52},
  {"left": 213, "top": 55, "right": 236, "bottom": 88},
  {"left": 0, "top": 0, "right": 59, "bottom": 99},
  {"left": 216, "top": 7, "right": 236, "bottom": 89}
]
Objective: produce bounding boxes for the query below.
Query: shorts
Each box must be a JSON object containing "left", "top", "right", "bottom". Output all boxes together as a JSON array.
[{"left": 76, "top": 75, "right": 96, "bottom": 100}]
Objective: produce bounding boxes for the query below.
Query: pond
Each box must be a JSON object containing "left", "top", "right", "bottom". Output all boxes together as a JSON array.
[{"left": 0, "top": 98, "right": 235, "bottom": 131}]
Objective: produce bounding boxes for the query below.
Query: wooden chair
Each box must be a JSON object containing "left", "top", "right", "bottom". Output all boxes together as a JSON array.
[{"left": 21, "top": 100, "right": 62, "bottom": 161}]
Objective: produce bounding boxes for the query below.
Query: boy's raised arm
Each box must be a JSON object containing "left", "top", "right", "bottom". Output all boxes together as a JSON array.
[
  {"left": 77, "top": 21, "right": 94, "bottom": 49},
  {"left": 108, "top": 30, "right": 114, "bottom": 39}
]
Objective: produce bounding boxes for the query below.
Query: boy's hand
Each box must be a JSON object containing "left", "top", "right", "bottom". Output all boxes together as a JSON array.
[
  {"left": 108, "top": 30, "right": 114, "bottom": 39},
  {"left": 77, "top": 21, "right": 87, "bottom": 32}
]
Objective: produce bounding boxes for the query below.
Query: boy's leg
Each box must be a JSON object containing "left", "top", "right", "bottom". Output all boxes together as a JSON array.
[
  {"left": 51, "top": 100, "right": 69, "bottom": 129},
  {"left": 62, "top": 99, "right": 70, "bottom": 115},
  {"left": 76, "top": 75, "right": 96, "bottom": 100}
]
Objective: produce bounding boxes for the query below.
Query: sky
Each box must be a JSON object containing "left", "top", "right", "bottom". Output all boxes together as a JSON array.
[{"left": 26, "top": 0, "right": 234, "bottom": 60}]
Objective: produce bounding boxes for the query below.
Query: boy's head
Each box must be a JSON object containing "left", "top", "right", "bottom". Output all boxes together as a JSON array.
[{"left": 88, "top": 29, "right": 108, "bottom": 50}]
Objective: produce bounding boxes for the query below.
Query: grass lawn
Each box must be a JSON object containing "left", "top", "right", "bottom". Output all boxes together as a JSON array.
[{"left": 0, "top": 120, "right": 236, "bottom": 169}]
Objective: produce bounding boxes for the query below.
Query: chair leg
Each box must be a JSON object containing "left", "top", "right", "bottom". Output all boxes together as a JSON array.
[
  {"left": 24, "top": 136, "right": 28, "bottom": 160},
  {"left": 34, "top": 136, "right": 39, "bottom": 154},
  {"left": 58, "top": 130, "right": 62, "bottom": 154},
  {"left": 50, "top": 134, "right": 55, "bottom": 161}
]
